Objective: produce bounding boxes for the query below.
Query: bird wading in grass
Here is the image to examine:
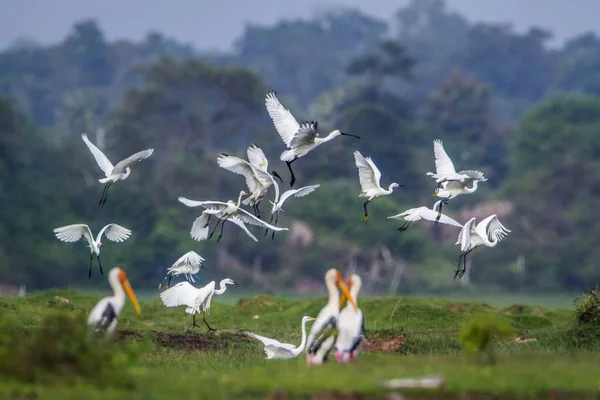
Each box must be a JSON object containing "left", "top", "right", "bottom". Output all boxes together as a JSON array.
[{"left": 245, "top": 316, "right": 316, "bottom": 359}]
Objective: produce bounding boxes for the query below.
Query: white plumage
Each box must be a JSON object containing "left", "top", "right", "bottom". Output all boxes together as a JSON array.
[
  {"left": 81, "top": 133, "right": 154, "bottom": 206},
  {"left": 335, "top": 274, "right": 364, "bottom": 364},
  {"left": 454, "top": 214, "right": 511, "bottom": 279},
  {"left": 53, "top": 223, "right": 131, "bottom": 279},
  {"left": 162, "top": 251, "right": 207, "bottom": 287},
  {"left": 245, "top": 316, "right": 315, "bottom": 359},
  {"left": 388, "top": 200, "right": 463, "bottom": 232}
]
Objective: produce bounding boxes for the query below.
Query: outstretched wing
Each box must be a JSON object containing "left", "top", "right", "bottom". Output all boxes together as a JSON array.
[
  {"left": 112, "top": 149, "right": 154, "bottom": 174},
  {"left": 265, "top": 91, "right": 300, "bottom": 147},
  {"left": 245, "top": 331, "right": 283, "bottom": 347},
  {"left": 456, "top": 169, "right": 488, "bottom": 182},
  {"left": 217, "top": 154, "right": 262, "bottom": 194},
  {"left": 432, "top": 140, "right": 456, "bottom": 177},
  {"left": 178, "top": 197, "right": 228, "bottom": 211},
  {"left": 159, "top": 281, "right": 199, "bottom": 309},
  {"left": 53, "top": 224, "right": 94, "bottom": 245},
  {"left": 278, "top": 184, "right": 320, "bottom": 207},
  {"left": 234, "top": 208, "right": 289, "bottom": 231},
  {"left": 227, "top": 216, "right": 259, "bottom": 242},
  {"left": 190, "top": 212, "right": 212, "bottom": 241},
  {"left": 354, "top": 151, "right": 381, "bottom": 192},
  {"left": 456, "top": 217, "right": 477, "bottom": 252},
  {"left": 484, "top": 215, "right": 511, "bottom": 243},
  {"left": 253, "top": 168, "right": 279, "bottom": 204},
  {"left": 173, "top": 251, "right": 205, "bottom": 268},
  {"left": 81, "top": 133, "right": 114, "bottom": 177},
  {"left": 414, "top": 208, "right": 463, "bottom": 228},
  {"left": 247, "top": 143, "right": 269, "bottom": 172},
  {"left": 97, "top": 223, "right": 132, "bottom": 243},
  {"left": 290, "top": 122, "right": 318, "bottom": 149}
]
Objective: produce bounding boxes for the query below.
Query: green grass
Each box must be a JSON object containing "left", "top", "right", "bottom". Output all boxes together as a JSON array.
[{"left": 0, "top": 290, "right": 598, "bottom": 399}]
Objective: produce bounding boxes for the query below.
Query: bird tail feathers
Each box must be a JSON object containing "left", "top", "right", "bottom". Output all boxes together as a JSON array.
[
  {"left": 98, "top": 177, "right": 112, "bottom": 183},
  {"left": 280, "top": 150, "right": 296, "bottom": 162}
]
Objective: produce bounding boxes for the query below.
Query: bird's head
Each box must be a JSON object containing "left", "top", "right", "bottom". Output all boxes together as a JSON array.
[
  {"left": 302, "top": 316, "right": 316, "bottom": 323},
  {"left": 334, "top": 270, "right": 357, "bottom": 311},
  {"left": 336, "top": 130, "right": 361, "bottom": 140},
  {"left": 271, "top": 170, "right": 283, "bottom": 184},
  {"left": 116, "top": 268, "right": 141, "bottom": 315},
  {"left": 223, "top": 278, "right": 238, "bottom": 286},
  {"left": 390, "top": 183, "right": 405, "bottom": 190}
]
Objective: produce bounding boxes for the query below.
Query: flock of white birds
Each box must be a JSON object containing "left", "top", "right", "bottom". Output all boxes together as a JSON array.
[{"left": 50, "top": 90, "right": 511, "bottom": 364}]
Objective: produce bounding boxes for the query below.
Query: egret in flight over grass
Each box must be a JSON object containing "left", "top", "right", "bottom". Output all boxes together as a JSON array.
[
  {"left": 388, "top": 200, "right": 463, "bottom": 232},
  {"left": 160, "top": 278, "right": 237, "bottom": 332},
  {"left": 427, "top": 139, "right": 487, "bottom": 219},
  {"left": 87, "top": 267, "right": 141, "bottom": 336},
  {"left": 160, "top": 251, "right": 208, "bottom": 289},
  {"left": 178, "top": 191, "right": 288, "bottom": 243},
  {"left": 81, "top": 133, "right": 154, "bottom": 207},
  {"left": 454, "top": 214, "right": 511, "bottom": 280},
  {"left": 335, "top": 274, "right": 364, "bottom": 364},
  {"left": 217, "top": 144, "right": 283, "bottom": 218},
  {"left": 253, "top": 167, "right": 320, "bottom": 239},
  {"left": 245, "top": 316, "right": 316, "bottom": 359},
  {"left": 53, "top": 223, "right": 131, "bottom": 279},
  {"left": 265, "top": 91, "right": 360, "bottom": 187},
  {"left": 306, "top": 269, "right": 356, "bottom": 365},
  {"left": 354, "top": 150, "right": 404, "bottom": 222}
]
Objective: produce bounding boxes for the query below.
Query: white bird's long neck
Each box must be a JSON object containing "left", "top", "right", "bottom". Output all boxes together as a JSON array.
[
  {"left": 296, "top": 319, "right": 310, "bottom": 354},
  {"left": 122, "top": 168, "right": 131, "bottom": 179},
  {"left": 387, "top": 184, "right": 396, "bottom": 194},
  {"left": 109, "top": 274, "right": 125, "bottom": 303},
  {"left": 236, "top": 192, "right": 245, "bottom": 207},
  {"left": 464, "top": 181, "right": 478, "bottom": 193},
  {"left": 215, "top": 282, "right": 228, "bottom": 295},
  {"left": 326, "top": 280, "right": 340, "bottom": 309}
]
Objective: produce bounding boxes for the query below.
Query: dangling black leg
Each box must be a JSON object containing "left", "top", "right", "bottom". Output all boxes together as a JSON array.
[
  {"left": 192, "top": 314, "right": 200, "bottom": 328},
  {"left": 167, "top": 276, "right": 172, "bottom": 287},
  {"left": 96, "top": 254, "right": 104, "bottom": 276},
  {"left": 271, "top": 213, "right": 279, "bottom": 240},
  {"left": 264, "top": 213, "right": 274, "bottom": 237},
  {"left": 397, "top": 221, "right": 410, "bottom": 232},
  {"left": 203, "top": 214, "right": 212, "bottom": 228},
  {"left": 99, "top": 182, "right": 113, "bottom": 207},
  {"left": 255, "top": 200, "right": 261, "bottom": 219},
  {"left": 362, "top": 200, "right": 371, "bottom": 222},
  {"left": 208, "top": 216, "right": 224, "bottom": 239},
  {"left": 286, "top": 159, "right": 297, "bottom": 188},
  {"left": 436, "top": 198, "right": 450, "bottom": 222},
  {"left": 216, "top": 215, "right": 231, "bottom": 243},
  {"left": 202, "top": 312, "right": 216, "bottom": 333},
  {"left": 458, "top": 249, "right": 473, "bottom": 279},
  {"left": 88, "top": 253, "right": 94, "bottom": 279},
  {"left": 454, "top": 253, "right": 464, "bottom": 280}
]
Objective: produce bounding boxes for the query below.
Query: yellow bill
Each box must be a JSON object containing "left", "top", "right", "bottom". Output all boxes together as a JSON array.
[
  {"left": 119, "top": 270, "right": 141, "bottom": 315},
  {"left": 336, "top": 274, "right": 357, "bottom": 311}
]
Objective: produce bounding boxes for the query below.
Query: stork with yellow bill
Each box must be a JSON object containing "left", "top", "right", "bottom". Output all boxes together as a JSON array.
[{"left": 335, "top": 274, "right": 364, "bottom": 363}]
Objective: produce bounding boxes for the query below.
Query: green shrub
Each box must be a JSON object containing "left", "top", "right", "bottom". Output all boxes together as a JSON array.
[
  {"left": 0, "top": 311, "right": 137, "bottom": 388},
  {"left": 573, "top": 285, "right": 600, "bottom": 325},
  {"left": 459, "top": 313, "right": 514, "bottom": 364}
]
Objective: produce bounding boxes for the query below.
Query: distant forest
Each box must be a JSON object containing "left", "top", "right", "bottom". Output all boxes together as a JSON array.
[{"left": 1, "top": 0, "right": 599, "bottom": 294}]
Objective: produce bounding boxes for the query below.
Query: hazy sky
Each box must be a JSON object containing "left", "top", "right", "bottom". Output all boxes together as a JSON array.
[{"left": 1, "top": 1, "right": 598, "bottom": 51}]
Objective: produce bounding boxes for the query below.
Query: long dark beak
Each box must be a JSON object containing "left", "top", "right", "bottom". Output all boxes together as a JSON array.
[
  {"left": 399, "top": 184, "right": 406, "bottom": 187},
  {"left": 201, "top": 265, "right": 209, "bottom": 270},
  {"left": 271, "top": 170, "right": 283, "bottom": 184},
  {"left": 341, "top": 132, "right": 361, "bottom": 139},
  {"left": 233, "top": 282, "right": 239, "bottom": 285}
]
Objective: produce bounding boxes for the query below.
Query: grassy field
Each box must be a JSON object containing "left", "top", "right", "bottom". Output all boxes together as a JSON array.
[{"left": 1, "top": 289, "right": 599, "bottom": 399}]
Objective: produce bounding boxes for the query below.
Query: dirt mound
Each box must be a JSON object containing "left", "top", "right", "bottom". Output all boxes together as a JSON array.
[
  {"left": 363, "top": 333, "right": 407, "bottom": 353},
  {"left": 154, "top": 331, "right": 222, "bottom": 351},
  {"left": 269, "top": 390, "right": 368, "bottom": 400},
  {"left": 114, "top": 330, "right": 141, "bottom": 340},
  {"left": 503, "top": 304, "right": 548, "bottom": 318}
]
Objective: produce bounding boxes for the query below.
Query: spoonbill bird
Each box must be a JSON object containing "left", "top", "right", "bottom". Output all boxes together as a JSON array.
[
  {"left": 265, "top": 91, "right": 360, "bottom": 187},
  {"left": 335, "top": 274, "right": 364, "bottom": 364},
  {"left": 81, "top": 133, "right": 154, "bottom": 207},
  {"left": 245, "top": 316, "right": 316, "bottom": 359},
  {"left": 87, "top": 267, "right": 141, "bottom": 335},
  {"left": 388, "top": 200, "right": 463, "bottom": 232},
  {"left": 454, "top": 214, "right": 511, "bottom": 280},
  {"left": 253, "top": 167, "right": 320, "bottom": 239},
  {"left": 354, "top": 151, "right": 404, "bottom": 222},
  {"left": 160, "top": 251, "right": 208, "bottom": 289},
  {"left": 217, "top": 144, "right": 283, "bottom": 218},
  {"left": 178, "top": 191, "right": 288, "bottom": 243},
  {"left": 426, "top": 140, "right": 487, "bottom": 219},
  {"left": 160, "top": 279, "right": 237, "bottom": 332},
  {"left": 53, "top": 223, "right": 132, "bottom": 279},
  {"left": 306, "top": 269, "right": 356, "bottom": 365}
]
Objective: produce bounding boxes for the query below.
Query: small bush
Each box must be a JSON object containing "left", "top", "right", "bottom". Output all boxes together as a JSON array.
[
  {"left": 459, "top": 313, "right": 514, "bottom": 364},
  {"left": 0, "top": 311, "right": 137, "bottom": 388},
  {"left": 573, "top": 286, "right": 600, "bottom": 325}
]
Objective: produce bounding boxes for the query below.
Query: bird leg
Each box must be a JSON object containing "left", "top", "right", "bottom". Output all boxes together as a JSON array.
[
  {"left": 397, "top": 221, "right": 411, "bottom": 232},
  {"left": 453, "top": 253, "right": 464, "bottom": 280},
  {"left": 264, "top": 214, "right": 274, "bottom": 237},
  {"left": 286, "top": 158, "right": 297, "bottom": 188},
  {"left": 253, "top": 202, "right": 261, "bottom": 219},
  {"left": 216, "top": 215, "right": 232, "bottom": 243},
  {"left": 202, "top": 312, "right": 217, "bottom": 333},
  {"left": 192, "top": 314, "right": 201, "bottom": 328},
  {"left": 96, "top": 254, "right": 104, "bottom": 276},
  {"left": 88, "top": 253, "right": 94, "bottom": 279},
  {"left": 98, "top": 181, "right": 113, "bottom": 207},
  {"left": 271, "top": 213, "right": 279, "bottom": 240},
  {"left": 436, "top": 198, "right": 450, "bottom": 222},
  {"left": 203, "top": 214, "right": 212, "bottom": 228},
  {"left": 454, "top": 249, "right": 473, "bottom": 280},
  {"left": 208, "top": 216, "right": 225, "bottom": 239},
  {"left": 362, "top": 200, "right": 371, "bottom": 222}
]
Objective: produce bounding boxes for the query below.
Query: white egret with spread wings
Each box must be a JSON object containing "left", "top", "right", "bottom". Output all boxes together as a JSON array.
[
  {"left": 161, "top": 251, "right": 208, "bottom": 288},
  {"left": 388, "top": 200, "right": 463, "bottom": 232},
  {"left": 245, "top": 316, "right": 316, "bottom": 359}
]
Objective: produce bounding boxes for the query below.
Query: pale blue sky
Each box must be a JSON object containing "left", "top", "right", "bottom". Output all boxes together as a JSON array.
[{"left": 1, "top": 0, "right": 598, "bottom": 51}]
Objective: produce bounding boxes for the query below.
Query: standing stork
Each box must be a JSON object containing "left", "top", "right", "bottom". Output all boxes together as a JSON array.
[
  {"left": 335, "top": 274, "right": 364, "bottom": 364},
  {"left": 87, "top": 267, "right": 141, "bottom": 335},
  {"left": 354, "top": 151, "right": 404, "bottom": 222},
  {"left": 265, "top": 91, "right": 360, "bottom": 187}
]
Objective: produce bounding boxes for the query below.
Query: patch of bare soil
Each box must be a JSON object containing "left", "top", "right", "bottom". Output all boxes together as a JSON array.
[
  {"left": 154, "top": 331, "right": 223, "bottom": 351},
  {"left": 503, "top": 304, "right": 525, "bottom": 315},
  {"left": 363, "top": 333, "right": 407, "bottom": 354},
  {"left": 114, "top": 330, "right": 141, "bottom": 340},
  {"left": 446, "top": 303, "right": 493, "bottom": 313}
]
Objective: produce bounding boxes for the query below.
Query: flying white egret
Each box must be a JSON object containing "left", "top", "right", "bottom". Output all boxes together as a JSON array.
[
  {"left": 160, "top": 278, "right": 237, "bottom": 332},
  {"left": 81, "top": 133, "right": 154, "bottom": 207},
  {"left": 335, "top": 274, "right": 364, "bottom": 364},
  {"left": 217, "top": 144, "right": 283, "bottom": 218},
  {"left": 160, "top": 251, "right": 208, "bottom": 289},
  {"left": 87, "top": 267, "right": 141, "bottom": 335},
  {"left": 306, "top": 269, "right": 356, "bottom": 365},
  {"left": 253, "top": 167, "right": 320, "bottom": 239},
  {"left": 265, "top": 91, "right": 361, "bottom": 187},
  {"left": 426, "top": 140, "right": 487, "bottom": 219},
  {"left": 53, "top": 223, "right": 132, "bottom": 279},
  {"left": 245, "top": 316, "right": 316, "bottom": 359},
  {"left": 178, "top": 191, "right": 288, "bottom": 243},
  {"left": 354, "top": 151, "right": 404, "bottom": 222},
  {"left": 186, "top": 210, "right": 260, "bottom": 243},
  {"left": 454, "top": 214, "right": 511, "bottom": 280},
  {"left": 387, "top": 200, "right": 463, "bottom": 232}
]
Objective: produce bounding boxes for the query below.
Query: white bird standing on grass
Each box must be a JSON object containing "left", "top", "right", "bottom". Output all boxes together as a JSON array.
[
  {"left": 217, "top": 144, "right": 283, "bottom": 218},
  {"left": 245, "top": 316, "right": 316, "bottom": 359},
  {"left": 454, "top": 214, "right": 511, "bottom": 280},
  {"left": 335, "top": 274, "right": 364, "bottom": 364},
  {"left": 160, "top": 251, "right": 208, "bottom": 289},
  {"left": 253, "top": 167, "right": 320, "bottom": 239},
  {"left": 178, "top": 191, "right": 288, "bottom": 243},
  {"left": 81, "top": 133, "right": 154, "bottom": 207},
  {"left": 388, "top": 200, "right": 463, "bottom": 232},
  {"left": 306, "top": 269, "right": 356, "bottom": 365},
  {"left": 87, "top": 267, "right": 141, "bottom": 335},
  {"left": 354, "top": 150, "right": 404, "bottom": 222},
  {"left": 265, "top": 91, "right": 361, "bottom": 187},
  {"left": 160, "top": 279, "right": 237, "bottom": 332},
  {"left": 427, "top": 140, "right": 487, "bottom": 220},
  {"left": 53, "top": 223, "right": 132, "bottom": 279}
]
